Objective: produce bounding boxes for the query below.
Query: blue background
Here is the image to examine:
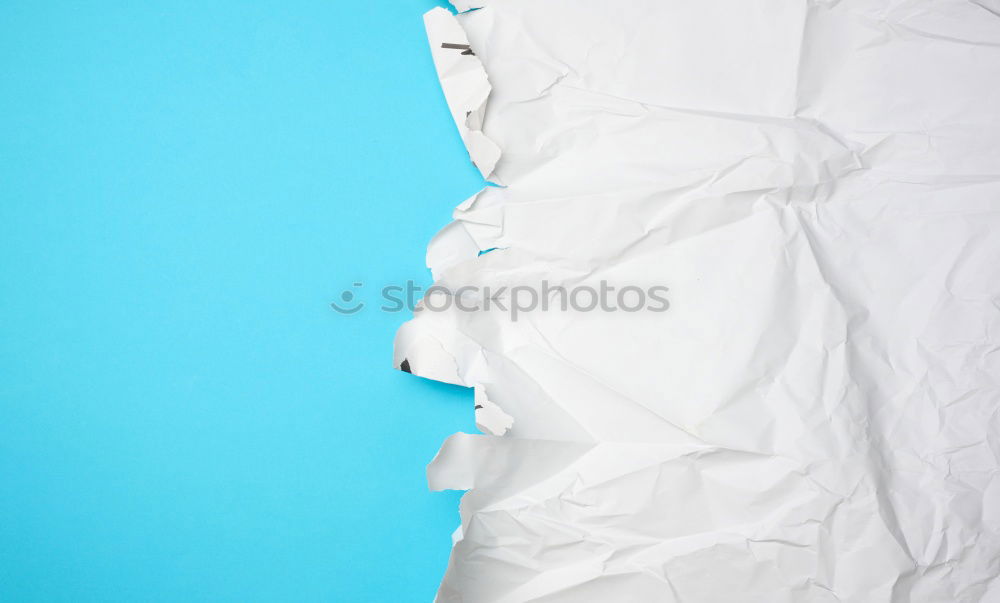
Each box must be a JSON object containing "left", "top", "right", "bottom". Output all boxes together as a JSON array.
[{"left": 0, "top": 2, "right": 482, "bottom": 600}]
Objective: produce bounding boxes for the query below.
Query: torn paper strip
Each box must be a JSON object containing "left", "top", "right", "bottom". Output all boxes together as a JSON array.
[
  {"left": 397, "top": 0, "right": 1000, "bottom": 600},
  {"left": 424, "top": 7, "right": 501, "bottom": 181}
]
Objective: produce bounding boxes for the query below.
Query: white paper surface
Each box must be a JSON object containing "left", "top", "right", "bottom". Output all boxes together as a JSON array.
[{"left": 397, "top": 1, "right": 1000, "bottom": 600}]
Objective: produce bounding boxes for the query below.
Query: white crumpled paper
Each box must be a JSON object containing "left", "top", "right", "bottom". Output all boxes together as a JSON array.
[{"left": 396, "top": 1, "right": 1000, "bottom": 600}]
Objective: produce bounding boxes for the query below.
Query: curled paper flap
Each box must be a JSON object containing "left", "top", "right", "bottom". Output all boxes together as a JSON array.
[{"left": 424, "top": 8, "right": 501, "bottom": 181}]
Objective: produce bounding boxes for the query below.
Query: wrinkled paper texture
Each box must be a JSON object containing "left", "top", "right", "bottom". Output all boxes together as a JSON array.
[{"left": 397, "top": 1, "right": 1000, "bottom": 600}]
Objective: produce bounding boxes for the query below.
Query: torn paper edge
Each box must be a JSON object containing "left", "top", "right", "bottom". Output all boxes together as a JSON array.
[
  {"left": 424, "top": 7, "right": 501, "bottom": 182},
  {"left": 392, "top": 8, "right": 513, "bottom": 438}
]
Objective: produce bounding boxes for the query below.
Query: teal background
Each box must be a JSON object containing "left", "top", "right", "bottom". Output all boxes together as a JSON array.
[{"left": 0, "top": 2, "right": 482, "bottom": 600}]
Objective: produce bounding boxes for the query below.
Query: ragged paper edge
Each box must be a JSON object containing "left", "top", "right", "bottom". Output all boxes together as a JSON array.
[
  {"left": 393, "top": 315, "right": 513, "bottom": 437},
  {"left": 392, "top": 8, "right": 513, "bottom": 438},
  {"left": 423, "top": 7, "right": 501, "bottom": 182}
]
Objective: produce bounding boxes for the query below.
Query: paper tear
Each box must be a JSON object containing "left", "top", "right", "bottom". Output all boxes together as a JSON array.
[
  {"left": 473, "top": 386, "right": 513, "bottom": 436},
  {"left": 423, "top": 7, "right": 501, "bottom": 181}
]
